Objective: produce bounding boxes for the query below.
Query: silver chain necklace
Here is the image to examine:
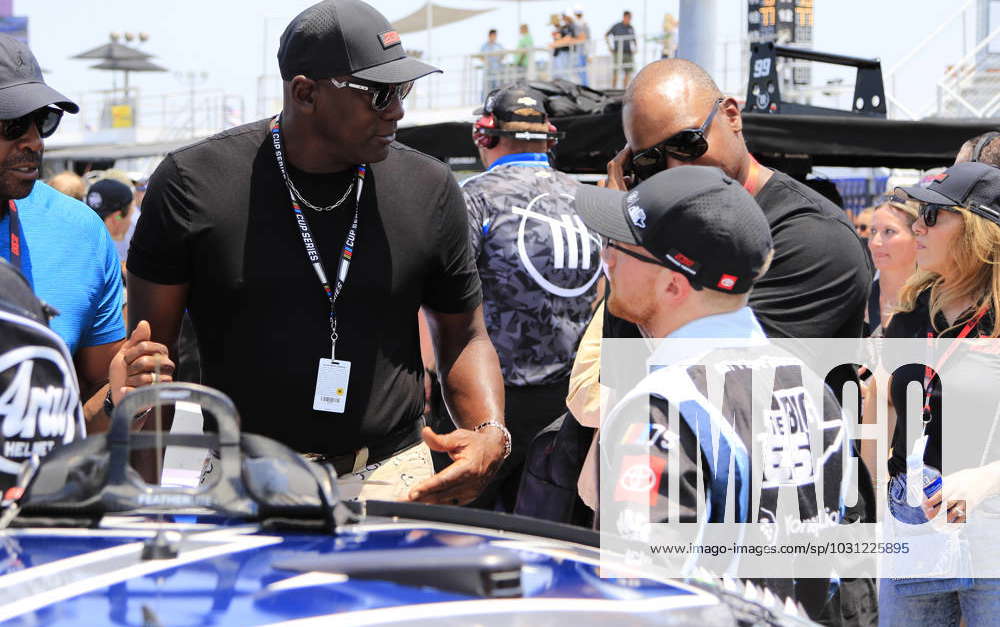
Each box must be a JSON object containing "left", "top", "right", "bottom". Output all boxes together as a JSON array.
[{"left": 285, "top": 172, "right": 355, "bottom": 212}]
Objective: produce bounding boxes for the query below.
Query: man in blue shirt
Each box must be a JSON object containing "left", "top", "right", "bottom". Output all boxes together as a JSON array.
[
  {"left": 0, "top": 35, "right": 172, "bottom": 437},
  {"left": 479, "top": 29, "right": 505, "bottom": 97}
]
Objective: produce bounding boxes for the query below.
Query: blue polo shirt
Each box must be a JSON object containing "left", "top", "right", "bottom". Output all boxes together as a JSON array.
[{"left": 0, "top": 181, "right": 125, "bottom": 354}]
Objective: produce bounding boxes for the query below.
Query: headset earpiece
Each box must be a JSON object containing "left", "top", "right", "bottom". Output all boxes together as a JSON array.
[
  {"left": 473, "top": 114, "right": 500, "bottom": 149},
  {"left": 971, "top": 131, "right": 1000, "bottom": 163}
]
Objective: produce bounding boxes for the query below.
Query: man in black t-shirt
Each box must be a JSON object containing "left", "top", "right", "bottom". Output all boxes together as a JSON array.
[
  {"left": 603, "top": 58, "right": 872, "bottom": 339},
  {"left": 127, "top": 0, "right": 510, "bottom": 505}
]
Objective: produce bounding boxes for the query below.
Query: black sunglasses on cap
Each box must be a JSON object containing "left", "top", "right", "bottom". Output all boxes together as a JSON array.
[
  {"left": 328, "top": 77, "right": 414, "bottom": 111},
  {"left": 1, "top": 107, "right": 63, "bottom": 141},
  {"left": 629, "top": 97, "right": 724, "bottom": 182}
]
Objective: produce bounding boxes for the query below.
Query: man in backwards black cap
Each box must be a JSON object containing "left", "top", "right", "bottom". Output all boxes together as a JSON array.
[
  {"left": 576, "top": 166, "right": 863, "bottom": 621},
  {"left": 0, "top": 34, "right": 171, "bottom": 449},
  {"left": 459, "top": 85, "right": 597, "bottom": 511},
  {"left": 129, "top": 0, "right": 509, "bottom": 502}
]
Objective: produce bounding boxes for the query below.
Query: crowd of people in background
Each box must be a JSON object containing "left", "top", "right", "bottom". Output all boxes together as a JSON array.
[
  {"left": 478, "top": 8, "right": 674, "bottom": 93},
  {"left": 6, "top": 0, "right": 1000, "bottom": 625}
]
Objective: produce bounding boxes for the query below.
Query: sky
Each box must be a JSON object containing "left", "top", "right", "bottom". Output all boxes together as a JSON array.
[{"left": 15, "top": 0, "right": 983, "bottom": 137}]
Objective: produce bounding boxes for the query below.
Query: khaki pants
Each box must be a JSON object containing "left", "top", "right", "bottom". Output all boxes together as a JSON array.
[{"left": 199, "top": 441, "right": 434, "bottom": 502}]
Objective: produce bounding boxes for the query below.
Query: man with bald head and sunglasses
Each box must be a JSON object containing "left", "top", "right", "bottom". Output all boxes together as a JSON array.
[
  {"left": 599, "top": 58, "right": 871, "bottom": 340},
  {"left": 129, "top": 0, "right": 509, "bottom": 503}
]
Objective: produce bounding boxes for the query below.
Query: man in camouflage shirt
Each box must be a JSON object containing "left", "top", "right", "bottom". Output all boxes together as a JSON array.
[{"left": 461, "top": 85, "right": 601, "bottom": 511}]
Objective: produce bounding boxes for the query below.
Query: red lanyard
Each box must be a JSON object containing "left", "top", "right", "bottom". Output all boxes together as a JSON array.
[
  {"left": 6, "top": 199, "right": 21, "bottom": 271},
  {"left": 922, "top": 308, "right": 986, "bottom": 416},
  {"left": 742, "top": 156, "right": 766, "bottom": 196}
]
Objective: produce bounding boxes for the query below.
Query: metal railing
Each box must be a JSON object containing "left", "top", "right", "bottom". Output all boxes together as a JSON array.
[
  {"left": 53, "top": 86, "right": 246, "bottom": 145},
  {"left": 255, "top": 35, "right": 747, "bottom": 119},
  {"left": 406, "top": 36, "right": 651, "bottom": 111},
  {"left": 936, "top": 22, "right": 1000, "bottom": 118},
  {"left": 882, "top": 0, "right": 982, "bottom": 119}
]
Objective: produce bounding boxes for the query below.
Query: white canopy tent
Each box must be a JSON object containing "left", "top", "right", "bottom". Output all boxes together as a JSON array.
[{"left": 391, "top": 1, "right": 553, "bottom": 62}]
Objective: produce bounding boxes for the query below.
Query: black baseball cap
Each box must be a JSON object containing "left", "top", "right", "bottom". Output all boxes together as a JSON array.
[
  {"left": 575, "top": 166, "right": 773, "bottom": 294},
  {"left": 85, "top": 179, "right": 133, "bottom": 219},
  {"left": 473, "top": 85, "right": 549, "bottom": 121},
  {"left": 895, "top": 161, "right": 1000, "bottom": 226},
  {"left": 278, "top": 0, "right": 441, "bottom": 84},
  {"left": 0, "top": 35, "right": 77, "bottom": 119}
]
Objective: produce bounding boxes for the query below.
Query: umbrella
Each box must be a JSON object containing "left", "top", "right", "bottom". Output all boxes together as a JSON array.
[
  {"left": 391, "top": 3, "right": 494, "bottom": 35},
  {"left": 72, "top": 41, "right": 152, "bottom": 61},
  {"left": 390, "top": 1, "right": 551, "bottom": 68},
  {"left": 72, "top": 38, "right": 166, "bottom": 98},
  {"left": 89, "top": 58, "right": 167, "bottom": 73}
]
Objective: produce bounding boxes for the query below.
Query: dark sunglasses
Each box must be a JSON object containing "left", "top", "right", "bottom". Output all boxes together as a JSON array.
[
  {"left": 604, "top": 239, "right": 667, "bottom": 267},
  {"left": 328, "top": 77, "right": 414, "bottom": 111},
  {"left": 917, "top": 203, "right": 961, "bottom": 227},
  {"left": 629, "top": 97, "right": 724, "bottom": 182},
  {"left": 892, "top": 192, "right": 960, "bottom": 227},
  {"left": 604, "top": 239, "right": 703, "bottom": 289},
  {"left": 1, "top": 107, "right": 63, "bottom": 141}
]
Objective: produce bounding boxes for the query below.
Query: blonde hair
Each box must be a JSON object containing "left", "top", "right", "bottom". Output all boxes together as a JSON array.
[
  {"left": 897, "top": 208, "right": 1000, "bottom": 337},
  {"left": 47, "top": 171, "right": 86, "bottom": 200},
  {"left": 875, "top": 199, "right": 919, "bottom": 226},
  {"left": 855, "top": 207, "right": 875, "bottom": 222}
]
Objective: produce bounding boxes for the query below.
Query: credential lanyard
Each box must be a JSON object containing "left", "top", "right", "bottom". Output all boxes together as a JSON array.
[
  {"left": 6, "top": 199, "right": 22, "bottom": 271},
  {"left": 921, "top": 309, "right": 986, "bottom": 427},
  {"left": 270, "top": 115, "right": 365, "bottom": 359},
  {"left": 742, "top": 156, "right": 766, "bottom": 196}
]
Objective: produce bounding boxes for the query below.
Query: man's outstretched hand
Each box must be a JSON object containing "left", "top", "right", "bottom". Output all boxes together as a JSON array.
[{"left": 406, "top": 426, "right": 506, "bottom": 505}]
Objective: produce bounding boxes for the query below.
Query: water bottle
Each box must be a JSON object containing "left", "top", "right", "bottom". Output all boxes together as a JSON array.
[{"left": 889, "top": 465, "right": 942, "bottom": 525}]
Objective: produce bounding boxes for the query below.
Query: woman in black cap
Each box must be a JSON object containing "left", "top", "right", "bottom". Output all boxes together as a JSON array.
[{"left": 880, "top": 161, "right": 1000, "bottom": 626}]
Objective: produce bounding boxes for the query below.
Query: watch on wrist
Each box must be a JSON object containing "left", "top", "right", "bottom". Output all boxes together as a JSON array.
[
  {"left": 103, "top": 387, "right": 153, "bottom": 424},
  {"left": 103, "top": 387, "right": 115, "bottom": 416},
  {"left": 474, "top": 420, "right": 512, "bottom": 460}
]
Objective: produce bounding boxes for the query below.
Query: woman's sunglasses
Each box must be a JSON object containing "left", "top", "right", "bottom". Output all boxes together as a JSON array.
[
  {"left": 1, "top": 107, "right": 63, "bottom": 141},
  {"left": 328, "top": 77, "right": 414, "bottom": 111},
  {"left": 892, "top": 192, "right": 960, "bottom": 227},
  {"left": 629, "top": 97, "right": 724, "bottom": 182}
]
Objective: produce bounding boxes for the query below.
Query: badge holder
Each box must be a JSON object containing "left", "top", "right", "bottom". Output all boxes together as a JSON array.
[{"left": 314, "top": 325, "right": 350, "bottom": 414}]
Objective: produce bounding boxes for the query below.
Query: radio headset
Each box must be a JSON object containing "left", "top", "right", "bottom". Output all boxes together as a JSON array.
[
  {"left": 472, "top": 87, "right": 564, "bottom": 150},
  {"left": 473, "top": 114, "right": 564, "bottom": 150},
  {"left": 971, "top": 131, "right": 1000, "bottom": 163}
]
